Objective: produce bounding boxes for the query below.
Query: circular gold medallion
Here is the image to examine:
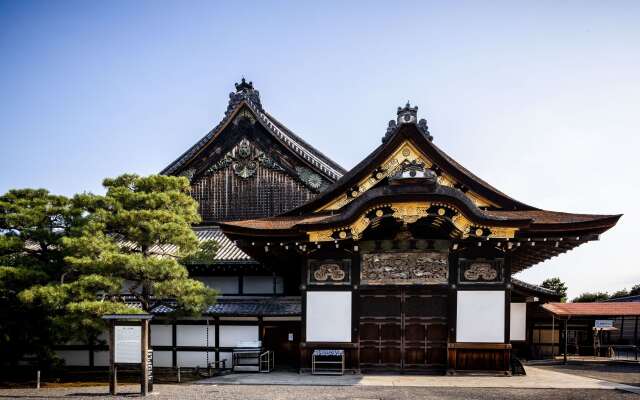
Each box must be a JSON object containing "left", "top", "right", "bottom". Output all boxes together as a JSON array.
[
  {"left": 339, "top": 231, "right": 347, "bottom": 239},
  {"left": 375, "top": 209, "right": 384, "bottom": 217},
  {"left": 475, "top": 228, "right": 484, "bottom": 236},
  {"left": 437, "top": 208, "right": 446, "bottom": 216},
  {"left": 402, "top": 148, "right": 410, "bottom": 157},
  {"left": 352, "top": 191, "right": 358, "bottom": 197}
]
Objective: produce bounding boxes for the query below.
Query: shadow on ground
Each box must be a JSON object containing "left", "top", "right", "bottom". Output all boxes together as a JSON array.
[{"left": 535, "top": 363, "right": 640, "bottom": 387}]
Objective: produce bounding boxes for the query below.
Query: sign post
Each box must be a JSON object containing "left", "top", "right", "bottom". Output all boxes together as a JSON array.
[{"left": 103, "top": 314, "right": 154, "bottom": 396}]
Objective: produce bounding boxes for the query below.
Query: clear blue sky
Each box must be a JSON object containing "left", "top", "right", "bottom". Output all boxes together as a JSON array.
[{"left": 1, "top": 1, "right": 639, "bottom": 298}]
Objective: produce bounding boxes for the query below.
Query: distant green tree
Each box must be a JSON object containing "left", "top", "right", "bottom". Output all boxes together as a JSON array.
[
  {"left": 572, "top": 292, "right": 610, "bottom": 302},
  {"left": 541, "top": 277, "right": 568, "bottom": 302},
  {"left": 0, "top": 189, "right": 83, "bottom": 367},
  {"left": 610, "top": 289, "right": 629, "bottom": 299},
  {"left": 630, "top": 284, "right": 640, "bottom": 296},
  {"left": 22, "top": 175, "right": 217, "bottom": 346}
]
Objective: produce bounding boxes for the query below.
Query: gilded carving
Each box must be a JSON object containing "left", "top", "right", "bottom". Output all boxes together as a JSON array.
[
  {"left": 361, "top": 252, "right": 449, "bottom": 285},
  {"left": 313, "top": 264, "right": 346, "bottom": 281},
  {"left": 463, "top": 263, "right": 498, "bottom": 281},
  {"left": 207, "top": 138, "right": 284, "bottom": 179},
  {"left": 316, "top": 140, "right": 496, "bottom": 211},
  {"left": 308, "top": 259, "right": 351, "bottom": 285},
  {"left": 306, "top": 201, "right": 518, "bottom": 242},
  {"left": 458, "top": 259, "right": 503, "bottom": 283}
]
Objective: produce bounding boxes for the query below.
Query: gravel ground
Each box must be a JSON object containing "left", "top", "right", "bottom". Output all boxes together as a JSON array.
[
  {"left": 535, "top": 363, "right": 640, "bottom": 387},
  {"left": 0, "top": 385, "right": 638, "bottom": 399}
]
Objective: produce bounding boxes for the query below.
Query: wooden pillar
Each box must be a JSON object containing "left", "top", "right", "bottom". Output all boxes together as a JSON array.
[
  {"left": 551, "top": 315, "right": 555, "bottom": 359},
  {"left": 563, "top": 318, "right": 568, "bottom": 364},
  {"left": 141, "top": 320, "right": 149, "bottom": 396},
  {"left": 172, "top": 323, "right": 177, "bottom": 368},
  {"left": 108, "top": 321, "right": 117, "bottom": 395}
]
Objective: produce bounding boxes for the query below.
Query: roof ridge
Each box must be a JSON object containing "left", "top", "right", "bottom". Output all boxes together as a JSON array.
[{"left": 160, "top": 81, "right": 345, "bottom": 182}]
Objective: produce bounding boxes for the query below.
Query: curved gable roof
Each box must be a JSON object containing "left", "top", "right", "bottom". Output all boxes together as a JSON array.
[{"left": 161, "top": 81, "right": 345, "bottom": 182}]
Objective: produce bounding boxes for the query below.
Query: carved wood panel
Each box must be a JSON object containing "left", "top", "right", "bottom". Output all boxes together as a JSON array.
[{"left": 360, "top": 252, "right": 449, "bottom": 285}]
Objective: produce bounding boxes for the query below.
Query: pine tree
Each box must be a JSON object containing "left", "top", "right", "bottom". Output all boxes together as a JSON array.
[
  {"left": 541, "top": 277, "right": 568, "bottom": 302},
  {"left": 21, "top": 175, "right": 217, "bottom": 350},
  {"left": 0, "top": 189, "right": 83, "bottom": 366}
]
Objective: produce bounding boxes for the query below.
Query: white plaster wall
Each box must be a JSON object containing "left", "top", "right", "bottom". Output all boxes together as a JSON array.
[
  {"left": 306, "top": 291, "right": 352, "bottom": 342},
  {"left": 195, "top": 276, "right": 239, "bottom": 294},
  {"left": 176, "top": 351, "right": 212, "bottom": 368},
  {"left": 176, "top": 325, "right": 215, "bottom": 347},
  {"left": 510, "top": 303, "right": 527, "bottom": 341},
  {"left": 56, "top": 350, "right": 90, "bottom": 366},
  {"left": 153, "top": 351, "right": 173, "bottom": 367},
  {"left": 243, "top": 276, "right": 283, "bottom": 294},
  {"left": 151, "top": 325, "right": 172, "bottom": 346},
  {"left": 218, "top": 352, "right": 232, "bottom": 369},
  {"left": 219, "top": 325, "right": 259, "bottom": 347},
  {"left": 456, "top": 290, "right": 505, "bottom": 343}
]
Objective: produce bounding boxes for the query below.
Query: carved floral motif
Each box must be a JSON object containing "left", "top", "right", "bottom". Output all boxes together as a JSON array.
[
  {"left": 361, "top": 252, "right": 448, "bottom": 285},
  {"left": 308, "top": 259, "right": 351, "bottom": 285},
  {"left": 313, "top": 264, "right": 346, "bottom": 281},
  {"left": 463, "top": 263, "right": 498, "bottom": 281},
  {"left": 207, "top": 138, "right": 284, "bottom": 179}
]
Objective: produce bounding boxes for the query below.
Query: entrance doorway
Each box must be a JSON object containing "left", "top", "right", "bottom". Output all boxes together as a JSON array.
[
  {"left": 262, "top": 321, "right": 301, "bottom": 370},
  {"left": 358, "top": 288, "right": 448, "bottom": 372}
]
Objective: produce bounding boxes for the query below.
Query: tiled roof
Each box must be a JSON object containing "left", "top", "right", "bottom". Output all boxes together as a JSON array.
[
  {"left": 542, "top": 302, "right": 640, "bottom": 316},
  {"left": 483, "top": 210, "right": 620, "bottom": 226},
  {"left": 511, "top": 277, "right": 559, "bottom": 298},
  {"left": 219, "top": 208, "right": 619, "bottom": 233},
  {"left": 146, "top": 226, "right": 251, "bottom": 262},
  {"left": 161, "top": 83, "right": 345, "bottom": 181},
  {"left": 150, "top": 297, "right": 301, "bottom": 316},
  {"left": 220, "top": 214, "right": 331, "bottom": 231}
]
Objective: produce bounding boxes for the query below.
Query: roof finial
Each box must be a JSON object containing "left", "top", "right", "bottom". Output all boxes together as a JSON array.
[
  {"left": 227, "top": 78, "right": 262, "bottom": 113},
  {"left": 397, "top": 101, "right": 418, "bottom": 124},
  {"left": 235, "top": 77, "right": 254, "bottom": 92}
]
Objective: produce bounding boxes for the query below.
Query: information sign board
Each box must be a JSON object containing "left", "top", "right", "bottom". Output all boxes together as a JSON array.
[{"left": 115, "top": 325, "right": 141, "bottom": 363}]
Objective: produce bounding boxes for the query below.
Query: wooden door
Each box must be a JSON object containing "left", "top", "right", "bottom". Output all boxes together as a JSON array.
[
  {"left": 359, "top": 288, "right": 447, "bottom": 372},
  {"left": 262, "top": 322, "right": 300, "bottom": 369}
]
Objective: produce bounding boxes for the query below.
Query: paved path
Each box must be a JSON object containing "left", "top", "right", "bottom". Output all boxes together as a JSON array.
[
  {"left": 0, "top": 385, "right": 637, "bottom": 399},
  {"left": 196, "top": 366, "right": 638, "bottom": 390}
]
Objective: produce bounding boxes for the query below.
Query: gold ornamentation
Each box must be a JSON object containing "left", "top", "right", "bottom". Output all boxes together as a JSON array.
[
  {"left": 338, "top": 231, "right": 347, "bottom": 239},
  {"left": 463, "top": 263, "right": 498, "bottom": 281},
  {"left": 306, "top": 201, "right": 518, "bottom": 242},
  {"left": 316, "top": 140, "right": 497, "bottom": 211},
  {"left": 361, "top": 252, "right": 449, "bottom": 285},
  {"left": 313, "top": 264, "right": 346, "bottom": 281},
  {"left": 437, "top": 208, "right": 446, "bottom": 216}
]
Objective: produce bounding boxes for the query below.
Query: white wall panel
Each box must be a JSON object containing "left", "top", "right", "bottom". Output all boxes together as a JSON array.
[
  {"left": 218, "top": 352, "right": 232, "bottom": 369},
  {"left": 196, "top": 276, "right": 239, "bottom": 294},
  {"left": 176, "top": 351, "right": 212, "bottom": 368},
  {"left": 176, "top": 324, "right": 214, "bottom": 347},
  {"left": 243, "top": 276, "right": 283, "bottom": 294},
  {"left": 153, "top": 351, "right": 173, "bottom": 367},
  {"left": 56, "top": 350, "right": 90, "bottom": 366},
  {"left": 510, "top": 303, "right": 527, "bottom": 341},
  {"left": 151, "top": 325, "right": 173, "bottom": 346},
  {"left": 306, "top": 291, "right": 351, "bottom": 342},
  {"left": 456, "top": 290, "right": 505, "bottom": 343},
  {"left": 219, "top": 325, "right": 259, "bottom": 347},
  {"left": 94, "top": 351, "right": 109, "bottom": 367}
]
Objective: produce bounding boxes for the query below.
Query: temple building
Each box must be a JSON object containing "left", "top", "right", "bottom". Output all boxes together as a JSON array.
[{"left": 54, "top": 80, "right": 621, "bottom": 373}]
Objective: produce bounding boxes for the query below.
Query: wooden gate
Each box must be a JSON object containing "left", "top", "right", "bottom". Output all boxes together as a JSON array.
[{"left": 358, "top": 288, "right": 448, "bottom": 372}]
